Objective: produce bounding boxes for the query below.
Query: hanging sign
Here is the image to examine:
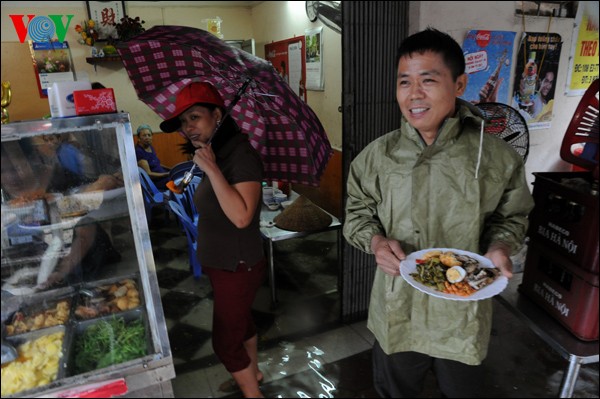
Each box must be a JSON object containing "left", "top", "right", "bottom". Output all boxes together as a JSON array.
[
  {"left": 462, "top": 30, "right": 516, "bottom": 105},
  {"left": 265, "top": 36, "right": 307, "bottom": 102},
  {"left": 511, "top": 32, "right": 562, "bottom": 131},
  {"left": 305, "top": 27, "right": 324, "bottom": 91},
  {"left": 29, "top": 41, "right": 75, "bottom": 98},
  {"left": 566, "top": 2, "right": 599, "bottom": 96}
]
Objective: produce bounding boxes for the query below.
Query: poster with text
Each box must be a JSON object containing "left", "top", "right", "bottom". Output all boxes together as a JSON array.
[
  {"left": 462, "top": 30, "right": 516, "bottom": 105},
  {"left": 511, "top": 32, "right": 562, "bottom": 131},
  {"left": 29, "top": 41, "right": 75, "bottom": 98},
  {"left": 265, "top": 36, "right": 307, "bottom": 102},
  {"left": 566, "top": 1, "right": 599, "bottom": 96},
  {"left": 305, "top": 27, "right": 324, "bottom": 91}
]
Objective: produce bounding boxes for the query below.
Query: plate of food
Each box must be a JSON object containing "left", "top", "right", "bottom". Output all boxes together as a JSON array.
[
  {"left": 399, "top": 248, "right": 508, "bottom": 301},
  {"left": 55, "top": 187, "right": 126, "bottom": 217}
]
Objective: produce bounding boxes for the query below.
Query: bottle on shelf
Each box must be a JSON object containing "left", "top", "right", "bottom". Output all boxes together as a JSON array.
[{"left": 519, "top": 51, "right": 538, "bottom": 106}]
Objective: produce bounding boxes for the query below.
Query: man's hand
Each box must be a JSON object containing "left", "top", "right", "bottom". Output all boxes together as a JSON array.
[
  {"left": 82, "top": 172, "right": 124, "bottom": 192},
  {"left": 485, "top": 242, "right": 513, "bottom": 278},
  {"left": 371, "top": 235, "right": 406, "bottom": 276}
]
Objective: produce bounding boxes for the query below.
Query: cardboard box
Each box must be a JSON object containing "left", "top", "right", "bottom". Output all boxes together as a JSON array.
[
  {"left": 48, "top": 81, "right": 92, "bottom": 118},
  {"left": 73, "top": 88, "right": 117, "bottom": 116}
]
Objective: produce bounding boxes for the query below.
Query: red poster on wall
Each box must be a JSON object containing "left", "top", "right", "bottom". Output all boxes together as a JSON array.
[{"left": 265, "top": 36, "right": 307, "bottom": 102}]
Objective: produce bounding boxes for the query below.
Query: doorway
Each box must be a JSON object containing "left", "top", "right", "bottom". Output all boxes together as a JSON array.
[{"left": 340, "top": 1, "right": 409, "bottom": 322}]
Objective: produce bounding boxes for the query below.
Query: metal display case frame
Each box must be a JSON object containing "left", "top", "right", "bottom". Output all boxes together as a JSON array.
[{"left": 1, "top": 113, "right": 174, "bottom": 398}]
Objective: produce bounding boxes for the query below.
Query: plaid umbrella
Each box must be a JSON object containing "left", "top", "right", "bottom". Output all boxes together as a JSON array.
[{"left": 117, "top": 25, "right": 332, "bottom": 187}]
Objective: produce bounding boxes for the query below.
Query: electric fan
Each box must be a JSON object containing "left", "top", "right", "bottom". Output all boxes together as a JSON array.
[
  {"left": 476, "top": 102, "right": 530, "bottom": 163},
  {"left": 305, "top": 1, "right": 342, "bottom": 34},
  {"left": 560, "top": 79, "right": 599, "bottom": 173}
]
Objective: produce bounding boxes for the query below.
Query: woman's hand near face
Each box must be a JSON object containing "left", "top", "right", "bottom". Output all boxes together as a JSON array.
[{"left": 192, "top": 142, "right": 217, "bottom": 174}]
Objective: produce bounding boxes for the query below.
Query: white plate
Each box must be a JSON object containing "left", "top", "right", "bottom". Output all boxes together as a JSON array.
[
  {"left": 399, "top": 247, "right": 508, "bottom": 301},
  {"left": 57, "top": 187, "right": 126, "bottom": 215}
]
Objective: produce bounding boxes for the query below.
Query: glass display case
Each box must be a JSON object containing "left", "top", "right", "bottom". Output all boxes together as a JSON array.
[{"left": 1, "top": 114, "right": 174, "bottom": 397}]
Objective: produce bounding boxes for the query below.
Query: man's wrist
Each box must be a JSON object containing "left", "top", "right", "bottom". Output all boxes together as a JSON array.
[
  {"left": 487, "top": 241, "right": 512, "bottom": 256},
  {"left": 370, "top": 234, "right": 385, "bottom": 253}
]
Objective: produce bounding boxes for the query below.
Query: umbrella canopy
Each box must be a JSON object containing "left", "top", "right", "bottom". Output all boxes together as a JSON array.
[{"left": 117, "top": 25, "right": 333, "bottom": 187}]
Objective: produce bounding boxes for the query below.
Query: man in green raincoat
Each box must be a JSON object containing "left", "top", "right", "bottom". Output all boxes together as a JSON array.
[{"left": 343, "top": 28, "right": 534, "bottom": 398}]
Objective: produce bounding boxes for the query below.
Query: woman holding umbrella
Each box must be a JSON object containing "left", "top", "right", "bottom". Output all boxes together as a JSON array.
[{"left": 160, "top": 82, "right": 266, "bottom": 398}]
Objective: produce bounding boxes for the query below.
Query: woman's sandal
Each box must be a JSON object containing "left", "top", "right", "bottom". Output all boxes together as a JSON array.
[{"left": 218, "top": 379, "right": 238, "bottom": 393}]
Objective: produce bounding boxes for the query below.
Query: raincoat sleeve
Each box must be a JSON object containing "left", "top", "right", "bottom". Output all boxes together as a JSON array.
[
  {"left": 343, "top": 145, "right": 385, "bottom": 254},
  {"left": 480, "top": 158, "right": 534, "bottom": 254}
]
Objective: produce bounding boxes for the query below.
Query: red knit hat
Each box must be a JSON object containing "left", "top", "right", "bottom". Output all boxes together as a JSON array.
[{"left": 160, "top": 82, "right": 225, "bottom": 132}]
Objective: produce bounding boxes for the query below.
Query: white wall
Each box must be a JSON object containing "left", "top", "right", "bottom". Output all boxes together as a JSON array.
[
  {"left": 3, "top": 1, "right": 589, "bottom": 187},
  {"left": 249, "top": 1, "right": 342, "bottom": 150},
  {"left": 1, "top": 1, "right": 342, "bottom": 149},
  {"left": 412, "top": 1, "right": 586, "bottom": 188}
]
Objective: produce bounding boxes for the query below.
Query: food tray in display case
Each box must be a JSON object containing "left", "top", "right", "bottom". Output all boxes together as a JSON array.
[
  {"left": 4, "top": 292, "right": 74, "bottom": 336},
  {"left": 2, "top": 325, "right": 70, "bottom": 397},
  {"left": 68, "top": 309, "right": 151, "bottom": 377},
  {"left": 73, "top": 274, "right": 144, "bottom": 320},
  {"left": 1, "top": 114, "right": 174, "bottom": 397}
]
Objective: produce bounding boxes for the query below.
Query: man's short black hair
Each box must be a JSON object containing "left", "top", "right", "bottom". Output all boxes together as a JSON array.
[{"left": 396, "top": 27, "right": 466, "bottom": 80}]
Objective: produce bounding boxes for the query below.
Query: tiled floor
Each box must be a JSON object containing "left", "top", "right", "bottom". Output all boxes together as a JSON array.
[{"left": 148, "top": 213, "right": 598, "bottom": 398}]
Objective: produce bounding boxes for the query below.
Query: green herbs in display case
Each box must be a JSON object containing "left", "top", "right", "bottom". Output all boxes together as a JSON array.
[{"left": 73, "top": 315, "right": 146, "bottom": 374}]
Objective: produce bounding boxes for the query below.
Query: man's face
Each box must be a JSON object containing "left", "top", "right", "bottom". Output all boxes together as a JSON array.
[
  {"left": 396, "top": 51, "right": 466, "bottom": 140},
  {"left": 540, "top": 71, "right": 555, "bottom": 97}
]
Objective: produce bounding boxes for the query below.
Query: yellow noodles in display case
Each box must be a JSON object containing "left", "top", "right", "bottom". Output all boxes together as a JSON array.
[{"left": 1, "top": 329, "right": 65, "bottom": 396}]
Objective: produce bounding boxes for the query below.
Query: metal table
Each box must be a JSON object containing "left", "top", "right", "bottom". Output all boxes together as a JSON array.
[
  {"left": 259, "top": 191, "right": 341, "bottom": 306},
  {"left": 495, "top": 273, "right": 599, "bottom": 398}
]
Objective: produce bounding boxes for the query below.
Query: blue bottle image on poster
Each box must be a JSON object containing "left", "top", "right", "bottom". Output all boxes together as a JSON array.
[{"left": 461, "top": 30, "right": 516, "bottom": 105}]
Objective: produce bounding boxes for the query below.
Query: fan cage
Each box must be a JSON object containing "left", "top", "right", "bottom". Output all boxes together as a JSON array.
[
  {"left": 316, "top": 1, "right": 342, "bottom": 34},
  {"left": 476, "top": 102, "right": 530, "bottom": 163}
]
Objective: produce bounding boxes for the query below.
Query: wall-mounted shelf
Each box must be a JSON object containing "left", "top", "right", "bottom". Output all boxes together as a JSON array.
[{"left": 86, "top": 56, "right": 122, "bottom": 71}]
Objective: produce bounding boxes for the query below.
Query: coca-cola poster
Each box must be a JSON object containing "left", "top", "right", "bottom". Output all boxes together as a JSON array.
[
  {"left": 265, "top": 36, "right": 307, "bottom": 102},
  {"left": 511, "top": 32, "right": 562, "bottom": 131},
  {"left": 461, "top": 30, "right": 516, "bottom": 106}
]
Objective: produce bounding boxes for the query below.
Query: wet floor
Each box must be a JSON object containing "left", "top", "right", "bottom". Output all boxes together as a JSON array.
[{"left": 147, "top": 214, "right": 598, "bottom": 398}]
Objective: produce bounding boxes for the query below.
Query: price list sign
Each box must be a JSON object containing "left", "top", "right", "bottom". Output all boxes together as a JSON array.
[{"left": 566, "top": 2, "right": 599, "bottom": 96}]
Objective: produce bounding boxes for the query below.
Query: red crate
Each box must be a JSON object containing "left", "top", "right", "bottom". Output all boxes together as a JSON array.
[
  {"left": 528, "top": 171, "right": 599, "bottom": 273},
  {"left": 520, "top": 241, "right": 599, "bottom": 341}
]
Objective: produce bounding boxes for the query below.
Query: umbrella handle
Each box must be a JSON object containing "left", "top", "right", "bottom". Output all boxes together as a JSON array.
[{"left": 176, "top": 164, "right": 197, "bottom": 191}]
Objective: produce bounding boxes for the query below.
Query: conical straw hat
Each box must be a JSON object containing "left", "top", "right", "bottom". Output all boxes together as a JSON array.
[{"left": 273, "top": 195, "right": 332, "bottom": 232}]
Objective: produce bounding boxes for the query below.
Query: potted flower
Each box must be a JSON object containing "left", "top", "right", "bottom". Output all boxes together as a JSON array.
[
  {"left": 74, "top": 19, "right": 99, "bottom": 46},
  {"left": 112, "top": 16, "right": 146, "bottom": 42}
]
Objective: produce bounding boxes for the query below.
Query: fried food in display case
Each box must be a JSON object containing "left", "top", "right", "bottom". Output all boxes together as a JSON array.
[
  {"left": 5, "top": 297, "right": 72, "bottom": 336},
  {"left": 74, "top": 277, "right": 142, "bottom": 320}
]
